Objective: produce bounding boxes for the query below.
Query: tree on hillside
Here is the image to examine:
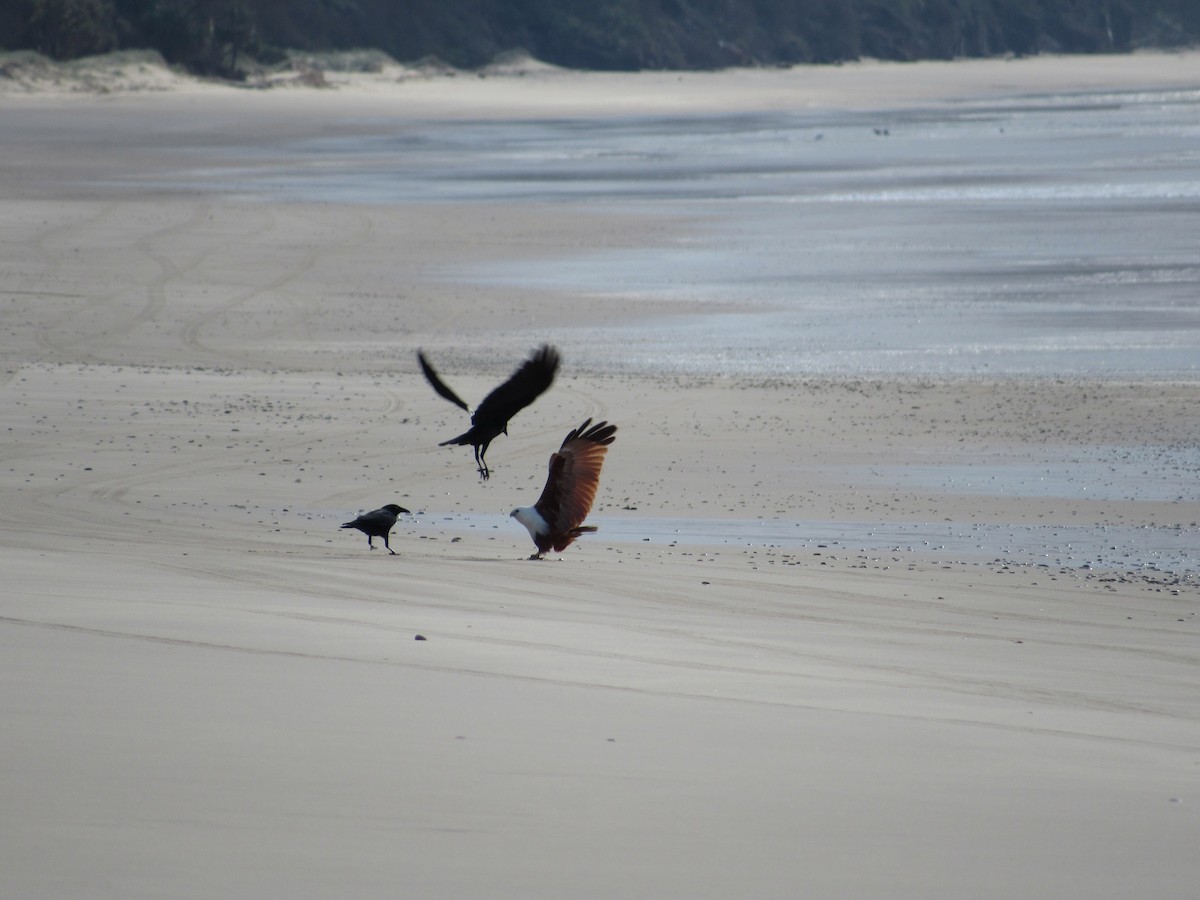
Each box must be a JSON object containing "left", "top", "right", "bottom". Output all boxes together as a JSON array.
[
  {"left": 29, "top": 0, "right": 118, "bottom": 58},
  {"left": 115, "top": 0, "right": 260, "bottom": 75},
  {"left": 4, "top": 0, "right": 1200, "bottom": 75}
]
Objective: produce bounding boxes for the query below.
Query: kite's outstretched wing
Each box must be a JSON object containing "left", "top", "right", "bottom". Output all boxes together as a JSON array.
[{"left": 534, "top": 418, "right": 616, "bottom": 551}]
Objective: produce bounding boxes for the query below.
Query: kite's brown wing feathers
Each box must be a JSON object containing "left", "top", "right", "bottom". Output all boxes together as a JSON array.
[{"left": 534, "top": 419, "right": 617, "bottom": 540}]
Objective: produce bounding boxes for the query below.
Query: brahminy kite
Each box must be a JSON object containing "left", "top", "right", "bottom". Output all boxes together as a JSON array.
[
  {"left": 510, "top": 418, "right": 617, "bottom": 559},
  {"left": 418, "top": 344, "right": 560, "bottom": 481}
]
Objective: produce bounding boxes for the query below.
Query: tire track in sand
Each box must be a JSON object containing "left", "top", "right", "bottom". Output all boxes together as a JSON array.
[{"left": 178, "top": 207, "right": 374, "bottom": 366}]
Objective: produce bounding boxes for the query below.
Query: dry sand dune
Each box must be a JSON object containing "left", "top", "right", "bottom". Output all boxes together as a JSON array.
[{"left": 3, "top": 53, "right": 1199, "bottom": 898}]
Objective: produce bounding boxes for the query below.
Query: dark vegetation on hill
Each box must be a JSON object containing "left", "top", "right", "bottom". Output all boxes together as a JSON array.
[{"left": 4, "top": 0, "right": 1198, "bottom": 80}]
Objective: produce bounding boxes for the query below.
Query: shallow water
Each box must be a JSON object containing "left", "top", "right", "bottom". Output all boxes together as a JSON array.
[
  {"left": 164, "top": 86, "right": 1200, "bottom": 378},
  {"left": 416, "top": 511, "right": 1200, "bottom": 574},
  {"left": 399, "top": 437, "right": 1200, "bottom": 573},
  {"left": 876, "top": 445, "right": 1200, "bottom": 503}
]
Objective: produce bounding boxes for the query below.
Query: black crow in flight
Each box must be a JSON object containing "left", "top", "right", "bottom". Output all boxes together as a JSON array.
[{"left": 418, "top": 344, "right": 561, "bottom": 481}]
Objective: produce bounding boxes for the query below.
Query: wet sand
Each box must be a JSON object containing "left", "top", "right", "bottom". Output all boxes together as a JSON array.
[{"left": 3, "top": 54, "right": 1200, "bottom": 897}]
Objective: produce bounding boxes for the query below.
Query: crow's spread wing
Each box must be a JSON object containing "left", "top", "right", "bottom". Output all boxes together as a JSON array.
[
  {"left": 473, "top": 345, "right": 560, "bottom": 427},
  {"left": 417, "top": 351, "right": 471, "bottom": 412}
]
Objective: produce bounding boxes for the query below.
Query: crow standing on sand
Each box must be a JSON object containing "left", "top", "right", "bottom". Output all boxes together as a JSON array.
[
  {"left": 418, "top": 344, "right": 560, "bottom": 481},
  {"left": 340, "top": 503, "right": 410, "bottom": 554},
  {"left": 510, "top": 418, "right": 616, "bottom": 559}
]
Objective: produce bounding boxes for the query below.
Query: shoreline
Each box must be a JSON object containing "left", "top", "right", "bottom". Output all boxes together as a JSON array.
[
  {"left": 4, "top": 48, "right": 1200, "bottom": 114},
  {"left": 5, "top": 359, "right": 1197, "bottom": 575}
]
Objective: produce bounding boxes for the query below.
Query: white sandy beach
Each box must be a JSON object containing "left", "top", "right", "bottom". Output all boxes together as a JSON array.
[{"left": 2, "top": 52, "right": 1199, "bottom": 897}]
